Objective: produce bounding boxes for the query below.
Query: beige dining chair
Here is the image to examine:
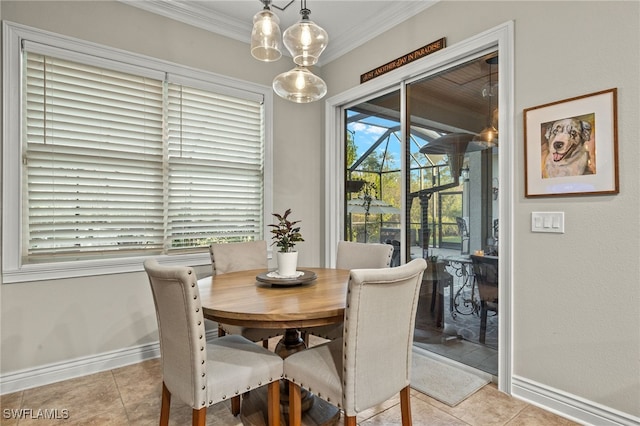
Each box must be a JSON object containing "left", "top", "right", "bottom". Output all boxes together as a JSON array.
[
  {"left": 284, "top": 258, "right": 427, "bottom": 426},
  {"left": 143, "top": 259, "right": 283, "bottom": 426},
  {"left": 210, "top": 241, "right": 282, "bottom": 348},
  {"left": 302, "top": 241, "right": 394, "bottom": 342}
]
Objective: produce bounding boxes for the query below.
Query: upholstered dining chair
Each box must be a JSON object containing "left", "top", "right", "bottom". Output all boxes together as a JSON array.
[
  {"left": 284, "top": 258, "right": 427, "bottom": 426},
  {"left": 302, "top": 241, "right": 394, "bottom": 342},
  {"left": 210, "top": 241, "right": 282, "bottom": 348},
  {"left": 143, "top": 259, "right": 283, "bottom": 426},
  {"left": 470, "top": 255, "right": 498, "bottom": 344}
]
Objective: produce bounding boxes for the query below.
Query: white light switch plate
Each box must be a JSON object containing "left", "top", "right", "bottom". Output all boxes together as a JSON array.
[{"left": 531, "top": 212, "right": 564, "bottom": 233}]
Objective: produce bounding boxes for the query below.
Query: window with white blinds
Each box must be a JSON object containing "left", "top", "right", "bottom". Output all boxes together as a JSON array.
[
  {"left": 166, "top": 84, "right": 264, "bottom": 250},
  {"left": 21, "top": 49, "right": 265, "bottom": 265}
]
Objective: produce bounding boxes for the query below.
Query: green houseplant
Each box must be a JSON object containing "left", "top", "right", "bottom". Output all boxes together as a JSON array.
[
  {"left": 269, "top": 209, "right": 304, "bottom": 277},
  {"left": 269, "top": 208, "right": 304, "bottom": 253}
]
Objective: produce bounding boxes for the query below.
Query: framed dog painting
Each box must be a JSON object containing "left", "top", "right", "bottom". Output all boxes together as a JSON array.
[{"left": 524, "top": 88, "right": 619, "bottom": 197}]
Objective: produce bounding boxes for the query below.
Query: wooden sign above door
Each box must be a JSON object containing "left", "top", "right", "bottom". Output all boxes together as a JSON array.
[{"left": 360, "top": 38, "right": 446, "bottom": 84}]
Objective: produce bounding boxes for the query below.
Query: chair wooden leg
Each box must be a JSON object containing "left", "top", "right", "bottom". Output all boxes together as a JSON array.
[
  {"left": 218, "top": 325, "right": 226, "bottom": 337},
  {"left": 263, "top": 339, "right": 269, "bottom": 349},
  {"left": 192, "top": 407, "right": 206, "bottom": 426},
  {"left": 288, "top": 381, "right": 302, "bottom": 426},
  {"left": 160, "top": 382, "right": 171, "bottom": 426},
  {"left": 344, "top": 415, "right": 357, "bottom": 426},
  {"left": 231, "top": 395, "right": 240, "bottom": 416},
  {"left": 400, "top": 385, "right": 412, "bottom": 426},
  {"left": 267, "top": 381, "right": 280, "bottom": 426}
]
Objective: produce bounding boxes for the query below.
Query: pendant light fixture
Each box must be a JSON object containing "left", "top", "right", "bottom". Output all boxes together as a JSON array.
[
  {"left": 272, "top": 0, "right": 328, "bottom": 103},
  {"left": 272, "top": 65, "right": 327, "bottom": 103},
  {"left": 282, "top": 0, "right": 328, "bottom": 66},
  {"left": 473, "top": 55, "right": 499, "bottom": 147},
  {"left": 250, "top": 0, "right": 282, "bottom": 62},
  {"left": 250, "top": 0, "right": 328, "bottom": 103}
]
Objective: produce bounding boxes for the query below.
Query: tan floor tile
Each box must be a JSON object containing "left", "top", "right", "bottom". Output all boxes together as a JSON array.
[
  {"left": 112, "top": 358, "right": 162, "bottom": 406},
  {"left": 2, "top": 354, "right": 576, "bottom": 426},
  {"left": 506, "top": 404, "right": 580, "bottom": 426},
  {"left": 356, "top": 393, "right": 401, "bottom": 422},
  {"left": 20, "top": 371, "right": 123, "bottom": 425},
  {"left": 435, "top": 384, "right": 528, "bottom": 426},
  {"left": 359, "top": 395, "right": 468, "bottom": 426},
  {"left": 0, "top": 391, "right": 23, "bottom": 426},
  {"left": 121, "top": 399, "right": 161, "bottom": 426}
]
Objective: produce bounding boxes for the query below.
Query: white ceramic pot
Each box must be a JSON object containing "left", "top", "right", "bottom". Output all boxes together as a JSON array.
[{"left": 276, "top": 251, "right": 298, "bottom": 277}]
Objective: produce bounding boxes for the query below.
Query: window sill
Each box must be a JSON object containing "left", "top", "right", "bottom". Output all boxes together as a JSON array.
[{"left": 2, "top": 252, "right": 212, "bottom": 284}]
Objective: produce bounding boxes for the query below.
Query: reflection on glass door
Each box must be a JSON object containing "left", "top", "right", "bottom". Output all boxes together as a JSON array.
[{"left": 344, "top": 52, "right": 499, "bottom": 377}]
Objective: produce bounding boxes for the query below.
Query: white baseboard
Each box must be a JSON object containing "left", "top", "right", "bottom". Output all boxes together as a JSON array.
[
  {"left": 512, "top": 375, "right": 640, "bottom": 426},
  {"left": 0, "top": 330, "right": 218, "bottom": 395}
]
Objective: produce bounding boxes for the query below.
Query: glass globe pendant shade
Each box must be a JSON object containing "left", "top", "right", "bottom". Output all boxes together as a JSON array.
[
  {"left": 473, "top": 125, "right": 499, "bottom": 147},
  {"left": 250, "top": 8, "right": 282, "bottom": 62},
  {"left": 282, "top": 17, "right": 328, "bottom": 66},
  {"left": 272, "top": 66, "right": 327, "bottom": 103}
]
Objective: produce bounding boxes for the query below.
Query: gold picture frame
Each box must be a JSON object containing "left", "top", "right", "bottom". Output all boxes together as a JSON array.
[{"left": 524, "top": 88, "right": 619, "bottom": 197}]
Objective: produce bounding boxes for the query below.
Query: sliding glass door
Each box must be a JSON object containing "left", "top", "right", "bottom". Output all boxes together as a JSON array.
[{"left": 343, "top": 52, "right": 499, "bottom": 377}]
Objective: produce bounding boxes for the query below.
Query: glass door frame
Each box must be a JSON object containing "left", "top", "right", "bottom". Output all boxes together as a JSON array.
[{"left": 324, "top": 22, "right": 514, "bottom": 393}]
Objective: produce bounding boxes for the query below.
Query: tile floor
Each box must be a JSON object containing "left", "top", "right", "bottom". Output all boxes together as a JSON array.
[{"left": 1, "top": 339, "right": 578, "bottom": 426}]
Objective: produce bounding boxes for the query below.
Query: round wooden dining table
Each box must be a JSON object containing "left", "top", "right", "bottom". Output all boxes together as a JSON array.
[
  {"left": 197, "top": 267, "right": 350, "bottom": 426},
  {"left": 198, "top": 267, "right": 350, "bottom": 331}
]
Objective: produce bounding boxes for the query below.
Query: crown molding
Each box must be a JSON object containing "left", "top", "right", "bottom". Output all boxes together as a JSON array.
[
  {"left": 120, "top": 0, "right": 438, "bottom": 66},
  {"left": 120, "top": 0, "right": 252, "bottom": 43},
  {"left": 319, "top": 1, "right": 438, "bottom": 65}
]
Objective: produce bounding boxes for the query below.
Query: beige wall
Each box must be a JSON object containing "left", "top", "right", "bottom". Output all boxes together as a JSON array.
[
  {"left": 322, "top": 0, "right": 639, "bottom": 417},
  {"left": 0, "top": 0, "right": 323, "bottom": 370},
  {"left": 1, "top": 0, "right": 639, "bottom": 420}
]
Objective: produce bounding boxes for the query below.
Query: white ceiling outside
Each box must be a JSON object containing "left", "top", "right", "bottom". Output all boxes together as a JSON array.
[{"left": 121, "top": 0, "right": 438, "bottom": 65}]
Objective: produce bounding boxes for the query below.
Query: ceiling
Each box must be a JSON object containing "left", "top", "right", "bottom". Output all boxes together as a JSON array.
[{"left": 121, "top": 0, "right": 438, "bottom": 66}]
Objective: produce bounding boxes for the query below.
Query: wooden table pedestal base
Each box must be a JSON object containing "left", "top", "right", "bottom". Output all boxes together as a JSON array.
[{"left": 240, "top": 385, "right": 340, "bottom": 426}]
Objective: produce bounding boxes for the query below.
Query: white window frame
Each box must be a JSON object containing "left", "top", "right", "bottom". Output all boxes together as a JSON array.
[{"left": 2, "top": 21, "right": 273, "bottom": 283}]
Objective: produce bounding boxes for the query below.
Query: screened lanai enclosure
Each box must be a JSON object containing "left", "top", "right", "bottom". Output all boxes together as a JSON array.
[{"left": 343, "top": 52, "right": 499, "bottom": 376}]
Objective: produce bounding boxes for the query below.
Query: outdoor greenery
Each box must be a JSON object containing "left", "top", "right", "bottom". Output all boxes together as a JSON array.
[{"left": 346, "top": 121, "right": 463, "bottom": 247}]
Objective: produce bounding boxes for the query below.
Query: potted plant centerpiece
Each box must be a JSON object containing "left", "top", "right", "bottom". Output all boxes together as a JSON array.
[{"left": 269, "top": 209, "right": 304, "bottom": 277}]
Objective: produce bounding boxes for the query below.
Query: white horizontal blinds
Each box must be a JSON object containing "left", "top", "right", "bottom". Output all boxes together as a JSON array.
[
  {"left": 23, "top": 51, "right": 165, "bottom": 262},
  {"left": 166, "top": 83, "right": 264, "bottom": 250}
]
